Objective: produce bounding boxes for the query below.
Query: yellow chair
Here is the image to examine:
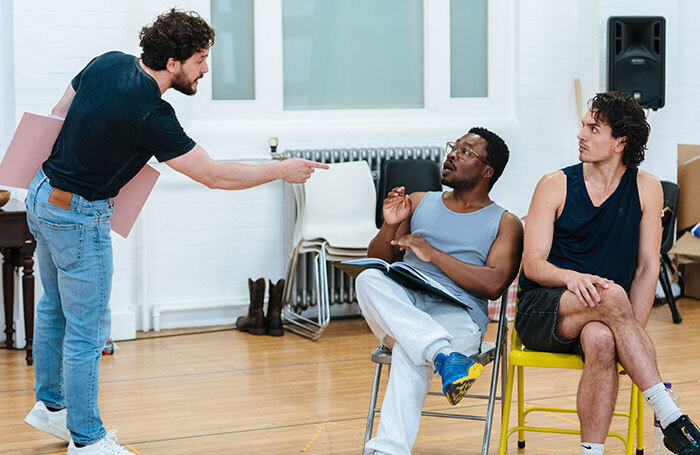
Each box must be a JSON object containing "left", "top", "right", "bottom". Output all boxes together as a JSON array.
[{"left": 498, "top": 320, "right": 644, "bottom": 455}]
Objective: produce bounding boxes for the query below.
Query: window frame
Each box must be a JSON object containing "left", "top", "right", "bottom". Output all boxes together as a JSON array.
[{"left": 183, "top": 0, "right": 515, "bottom": 157}]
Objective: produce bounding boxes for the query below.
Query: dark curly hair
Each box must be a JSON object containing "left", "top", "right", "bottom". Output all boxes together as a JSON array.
[
  {"left": 469, "top": 127, "right": 509, "bottom": 190},
  {"left": 139, "top": 9, "right": 215, "bottom": 70},
  {"left": 589, "top": 91, "right": 650, "bottom": 168}
]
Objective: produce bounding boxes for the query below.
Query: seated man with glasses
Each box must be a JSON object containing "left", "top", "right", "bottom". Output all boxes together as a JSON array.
[{"left": 356, "top": 127, "right": 523, "bottom": 455}]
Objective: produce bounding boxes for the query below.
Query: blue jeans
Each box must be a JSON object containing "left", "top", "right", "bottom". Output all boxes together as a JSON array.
[{"left": 25, "top": 168, "right": 114, "bottom": 445}]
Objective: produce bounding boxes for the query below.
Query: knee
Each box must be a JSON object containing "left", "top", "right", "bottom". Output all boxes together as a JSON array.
[
  {"left": 581, "top": 324, "right": 616, "bottom": 366},
  {"left": 355, "top": 269, "right": 384, "bottom": 298},
  {"left": 597, "top": 284, "right": 633, "bottom": 317}
]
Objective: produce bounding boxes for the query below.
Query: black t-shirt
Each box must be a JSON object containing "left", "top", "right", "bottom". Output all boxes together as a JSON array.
[{"left": 43, "top": 51, "right": 196, "bottom": 200}]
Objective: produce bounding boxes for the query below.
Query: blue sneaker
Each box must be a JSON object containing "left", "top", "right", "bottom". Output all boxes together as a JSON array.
[{"left": 433, "top": 352, "right": 484, "bottom": 405}]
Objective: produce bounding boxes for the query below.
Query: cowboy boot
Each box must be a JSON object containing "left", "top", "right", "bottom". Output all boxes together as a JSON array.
[
  {"left": 266, "top": 279, "right": 285, "bottom": 336},
  {"left": 236, "top": 278, "right": 267, "bottom": 335}
]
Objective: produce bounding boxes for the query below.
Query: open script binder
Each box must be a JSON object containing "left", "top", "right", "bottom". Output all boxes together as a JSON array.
[{"left": 334, "top": 258, "right": 470, "bottom": 309}]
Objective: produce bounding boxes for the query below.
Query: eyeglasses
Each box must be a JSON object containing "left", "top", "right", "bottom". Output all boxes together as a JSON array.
[{"left": 445, "top": 141, "right": 491, "bottom": 166}]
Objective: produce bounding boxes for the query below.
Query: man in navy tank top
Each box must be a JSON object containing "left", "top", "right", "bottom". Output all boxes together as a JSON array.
[
  {"left": 22, "top": 9, "right": 327, "bottom": 455},
  {"left": 518, "top": 92, "right": 700, "bottom": 455},
  {"left": 356, "top": 128, "right": 523, "bottom": 455}
]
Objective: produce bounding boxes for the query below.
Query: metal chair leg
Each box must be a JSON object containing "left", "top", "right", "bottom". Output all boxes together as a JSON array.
[
  {"left": 659, "top": 258, "right": 682, "bottom": 324},
  {"left": 625, "top": 385, "right": 639, "bottom": 455},
  {"left": 481, "top": 325, "right": 504, "bottom": 455},
  {"left": 364, "top": 362, "right": 383, "bottom": 450},
  {"left": 498, "top": 363, "right": 517, "bottom": 455},
  {"left": 501, "top": 326, "right": 509, "bottom": 419},
  {"left": 637, "top": 387, "right": 645, "bottom": 455},
  {"left": 517, "top": 366, "right": 525, "bottom": 447}
]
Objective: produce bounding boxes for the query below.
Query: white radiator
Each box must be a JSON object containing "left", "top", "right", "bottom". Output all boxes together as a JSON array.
[{"left": 282, "top": 147, "right": 444, "bottom": 312}]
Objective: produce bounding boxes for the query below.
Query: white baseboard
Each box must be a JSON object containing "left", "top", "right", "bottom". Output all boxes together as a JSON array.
[{"left": 148, "top": 298, "right": 250, "bottom": 332}]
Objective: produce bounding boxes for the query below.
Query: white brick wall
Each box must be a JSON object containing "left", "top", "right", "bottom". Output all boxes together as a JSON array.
[
  {"left": 0, "top": 1, "right": 15, "bottom": 152},
  {"left": 678, "top": 0, "right": 700, "bottom": 145},
  {"left": 1, "top": 1, "right": 697, "bottom": 341}
]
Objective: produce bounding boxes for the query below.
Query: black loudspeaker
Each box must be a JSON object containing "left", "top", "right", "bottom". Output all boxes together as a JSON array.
[{"left": 607, "top": 16, "right": 665, "bottom": 110}]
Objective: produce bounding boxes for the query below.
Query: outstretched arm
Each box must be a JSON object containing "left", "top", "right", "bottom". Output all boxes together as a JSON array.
[{"left": 166, "top": 144, "right": 329, "bottom": 190}]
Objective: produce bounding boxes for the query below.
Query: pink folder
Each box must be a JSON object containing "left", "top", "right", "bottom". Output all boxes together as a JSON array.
[{"left": 0, "top": 112, "right": 159, "bottom": 238}]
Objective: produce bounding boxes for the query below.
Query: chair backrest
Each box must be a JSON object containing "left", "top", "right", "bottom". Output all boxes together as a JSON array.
[
  {"left": 375, "top": 159, "right": 443, "bottom": 228},
  {"left": 661, "top": 181, "right": 680, "bottom": 254},
  {"left": 301, "top": 161, "right": 378, "bottom": 248}
]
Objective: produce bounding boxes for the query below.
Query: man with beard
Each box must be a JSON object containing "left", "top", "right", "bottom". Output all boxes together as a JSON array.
[
  {"left": 22, "top": 9, "right": 326, "bottom": 455},
  {"left": 517, "top": 91, "right": 700, "bottom": 455},
  {"left": 356, "top": 128, "right": 523, "bottom": 455}
]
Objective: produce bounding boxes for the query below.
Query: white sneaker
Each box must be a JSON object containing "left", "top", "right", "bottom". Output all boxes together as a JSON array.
[
  {"left": 68, "top": 430, "right": 135, "bottom": 454},
  {"left": 24, "top": 401, "right": 71, "bottom": 442}
]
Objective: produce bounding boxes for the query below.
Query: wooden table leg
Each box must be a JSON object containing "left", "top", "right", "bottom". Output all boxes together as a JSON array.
[
  {"left": 22, "top": 251, "right": 34, "bottom": 366},
  {"left": 2, "top": 249, "right": 16, "bottom": 349}
]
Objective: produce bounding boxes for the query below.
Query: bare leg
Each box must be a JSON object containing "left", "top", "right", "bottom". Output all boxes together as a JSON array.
[
  {"left": 577, "top": 322, "right": 619, "bottom": 443},
  {"left": 556, "top": 283, "right": 661, "bottom": 390}
]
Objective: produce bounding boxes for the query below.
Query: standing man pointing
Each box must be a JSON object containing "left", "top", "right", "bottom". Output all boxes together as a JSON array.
[{"left": 22, "top": 9, "right": 327, "bottom": 454}]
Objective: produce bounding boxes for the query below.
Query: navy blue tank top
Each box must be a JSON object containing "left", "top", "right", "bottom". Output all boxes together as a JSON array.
[{"left": 519, "top": 163, "right": 641, "bottom": 294}]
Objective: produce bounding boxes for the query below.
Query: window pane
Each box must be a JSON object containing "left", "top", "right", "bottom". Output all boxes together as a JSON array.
[
  {"left": 450, "top": 0, "right": 487, "bottom": 97},
  {"left": 283, "top": 0, "right": 423, "bottom": 110},
  {"left": 211, "top": 0, "right": 255, "bottom": 100}
]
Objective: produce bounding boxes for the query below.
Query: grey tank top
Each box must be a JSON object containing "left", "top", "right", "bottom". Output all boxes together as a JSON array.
[{"left": 403, "top": 191, "right": 506, "bottom": 333}]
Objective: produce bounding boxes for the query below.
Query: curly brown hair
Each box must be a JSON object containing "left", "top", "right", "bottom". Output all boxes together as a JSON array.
[
  {"left": 589, "top": 92, "right": 650, "bottom": 168},
  {"left": 139, "top": 9, "right": 215, "bottom": 71}
]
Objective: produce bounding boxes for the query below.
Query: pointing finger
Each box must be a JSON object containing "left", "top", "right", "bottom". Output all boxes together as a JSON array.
[{"left": 308, "top": 161, "right": 330, "bottom": 170}]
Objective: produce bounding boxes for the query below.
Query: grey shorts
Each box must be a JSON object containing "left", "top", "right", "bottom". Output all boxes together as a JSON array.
[{"left": 514, "top": 286, "right": 582, "bottom": 356}]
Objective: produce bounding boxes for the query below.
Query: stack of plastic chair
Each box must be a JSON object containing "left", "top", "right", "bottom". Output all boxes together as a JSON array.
[{"left": 283, "top": 161, "right": 379, "bottom": 340}]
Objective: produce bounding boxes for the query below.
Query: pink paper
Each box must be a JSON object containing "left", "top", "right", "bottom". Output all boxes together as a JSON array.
[
  {"left": 110, "top": 165, "right": 159, "bottom": 238},
  {"left": 0, "top": 112, "right": 160, "bottom": 238},
  {"left": 0, "top": 112, "right": 63, "bottom": 188}
]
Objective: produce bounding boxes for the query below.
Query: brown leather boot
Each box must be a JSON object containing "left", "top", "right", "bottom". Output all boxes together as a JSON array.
[
  {"left": 266, "top": 279, "right": 285, "bottom": 336},
  {"left": 236, "top": 278, "right": 267, "bottom": 335}
]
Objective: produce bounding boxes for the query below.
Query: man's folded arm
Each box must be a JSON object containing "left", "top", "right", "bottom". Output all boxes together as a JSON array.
[
  {"left": 367, "top": 191, "right": 422, "bottom": 263},
  {"left": 430, "top": 211, "right": 523, "bottom": 300},
  {"left": 367, "top": 219, "right": 410, "bottom": 263}
]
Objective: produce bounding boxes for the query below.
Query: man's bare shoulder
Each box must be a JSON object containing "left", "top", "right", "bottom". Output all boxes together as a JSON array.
[
  {"left": 635, "top": 169, "right": 663, "bottom": 212},
  {"left": 532, "top": 170, "right": 567, "bottom": 205},
  {"left": 636, "top": 169, "right": 662, "bottom": 192},
  {"left": 538, "top": 170, "right": 567, "bottom": 189},
  {"left": 500, "top": 211, "right": 523, "bottom": 228},
  {"left": 498, "top": 211, "right": 524, "bottom": 236},
  {"left": 407, "top": 191, "right": 428, "bottom": 211}
]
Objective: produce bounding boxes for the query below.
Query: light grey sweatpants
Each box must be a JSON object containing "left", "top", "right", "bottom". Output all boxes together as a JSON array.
[{"left": 356, "top": 269, "right": 482, "bottom": 455}]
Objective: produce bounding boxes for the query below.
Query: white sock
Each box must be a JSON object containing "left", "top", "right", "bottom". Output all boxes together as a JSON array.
[
  {"left": 581, "top": 442, "right": 604, "bottom": 455},
  {"left": 643, "top": 383, "right": 683, "bottom": 428}
]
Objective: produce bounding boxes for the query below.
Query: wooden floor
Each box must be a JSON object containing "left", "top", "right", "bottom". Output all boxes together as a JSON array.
[{"left": 1, "top": 299, "right": 699, "bottom": 455}]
